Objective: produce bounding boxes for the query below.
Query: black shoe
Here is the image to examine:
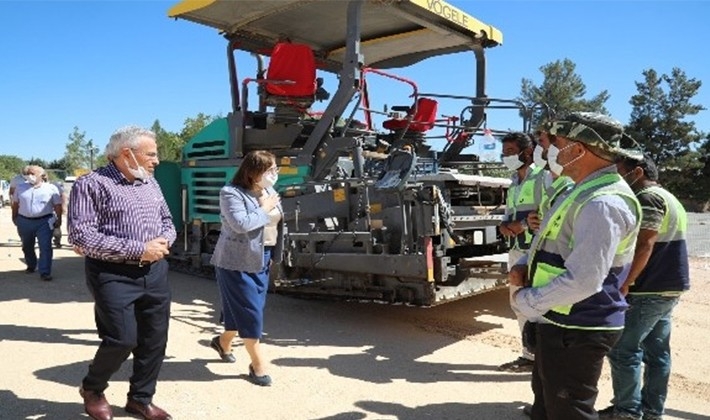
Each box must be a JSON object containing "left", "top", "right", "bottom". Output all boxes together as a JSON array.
[
  {"left": 210, "top": 336, "right": 236, "bottom": 363},
  {"left": 598, "top": 406, "right": 615, "bottom": 418},
  {"left": 248, "top": 364, "right": 272, "bottom": 386},
  {"left": 498, "top": 356, "right": 534, "bottom": 373},
  {"left": 598, "top": 406, "right": 642, "bottom": 420},
  {"left": 40, "top": 274, "right": 53, "bottom": 281},
  {"left": 25, "top": 267, "right": 35, "bottom": 274}
]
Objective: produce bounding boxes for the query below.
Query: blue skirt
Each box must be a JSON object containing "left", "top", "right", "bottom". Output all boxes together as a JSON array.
[{"left": 215, "top": 248, "right": 272, "bottom": 339}]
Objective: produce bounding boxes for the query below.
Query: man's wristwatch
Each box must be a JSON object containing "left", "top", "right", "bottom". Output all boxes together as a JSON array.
[{"left": 520, "top": 219, "right": 529, "bottom": 230}]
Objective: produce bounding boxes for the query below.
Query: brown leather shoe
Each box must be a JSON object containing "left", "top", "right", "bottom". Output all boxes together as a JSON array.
[
  {"left": 79, "top": 387, "right": 113, "bottom": 420},
  {"left": 125, "top": 399, "right": 173, "bottom": 420}
]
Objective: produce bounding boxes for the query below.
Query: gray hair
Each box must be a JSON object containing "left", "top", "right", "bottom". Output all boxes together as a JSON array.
[
  {"left": 105, "top": 125, "right": 157, "bottom": 159},
  {"left": 21, "top": 165, "right": 32, "bottom": 175}
]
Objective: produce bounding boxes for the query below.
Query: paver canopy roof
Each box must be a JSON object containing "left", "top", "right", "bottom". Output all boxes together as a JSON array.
[{"left": 169, "top": 0, "right": 502, "bottom": 72}]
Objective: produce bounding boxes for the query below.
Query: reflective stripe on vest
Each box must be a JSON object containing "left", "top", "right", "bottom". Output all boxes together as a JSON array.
[
  {"left": 506, "top": 167, "right": 543, "bottom": 249},
  {"left": 629, "top": 185, "right": 690, "bottom": 294},
  {"left": 528, "top": 172, "right": 641, "bottom": 317},
  {"left": 539, "top": 175, "right": 574, "bottom": 220},
  {"left": 642, "top": 185, "right": 687, "bottom": 239}
]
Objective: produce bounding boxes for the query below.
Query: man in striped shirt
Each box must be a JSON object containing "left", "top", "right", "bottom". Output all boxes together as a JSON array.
[{"left": 68, "top": 126, "right": 176, "bottom": 420}]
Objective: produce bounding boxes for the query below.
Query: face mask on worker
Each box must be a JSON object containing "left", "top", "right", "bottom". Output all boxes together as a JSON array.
[
  {"left": 546, "top": 145, "right": 564, "bottom": 175},
  {"left": 532, "top": 145, "right": 546, "bottom": 168},
  {"left": 258, "top": 172, "right": 278, "bottom": 189},
  {"left": 125, "top": 150, "right": 149, "bottom": 180},
  {"left": 24, "top": 174, "right": 38, "bottom": 184},
  {"left": 502, "top": 152, "right": 524, "bottom": 171},
  {"left": 547, "top": 142, "right": 584, "bottom": 175}
]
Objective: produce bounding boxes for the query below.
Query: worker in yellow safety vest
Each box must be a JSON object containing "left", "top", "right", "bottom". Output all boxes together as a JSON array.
[
  {"left": 527, "top": 128, "right": 574, "bottom": 233},
  {"left": 599, "top": 153, "right": 690, "bottom": 420},
  {"left": 498, "top": 132, "right": 550, "bottom": 372},
  {"left": 510, "top": 112, "right": 641, "bottom": 420}
]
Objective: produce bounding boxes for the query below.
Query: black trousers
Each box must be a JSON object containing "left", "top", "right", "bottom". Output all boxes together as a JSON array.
[
  {"left": 82, "top": 258, "right": 171, "bottom": 404},
  {"left": 530, "top": 323, "right": 621, "bottom": 420}
]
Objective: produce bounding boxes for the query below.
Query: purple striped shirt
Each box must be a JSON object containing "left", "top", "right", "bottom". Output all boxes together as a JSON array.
[{"left": 67, "top": 162, "right": 176, "bottom": 261}]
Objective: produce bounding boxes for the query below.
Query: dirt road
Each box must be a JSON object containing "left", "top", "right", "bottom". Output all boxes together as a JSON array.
[{"left": 1, "top": 207, "right": 709, "bottom": 419}]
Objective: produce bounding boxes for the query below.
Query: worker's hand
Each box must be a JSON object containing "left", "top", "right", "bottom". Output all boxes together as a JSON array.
[
  {"left": 620, "top": 284, "right": 630, "bottom": 297},
  {"left": 499, "top": 223, "right": 514, "bottom": 237},
  {"left": 527, "top": 212, "right": 541, "bottom": 232},
  {"left": 259, "top": 193, "right": 281, "bottom": 212},
  {"left": 501, "top": 221, "right": 526, "bottom": 236},
  {"left": 72, "top": 245, "right": 84, "bottom": 256},
  {"left": 509, "top": 220, "right": 527, "bottom": 235},
  {"left": 142, "top": 237, "right": 170, "bottom": 262},
  {"left": 508, "top": 264, "right": 529, "bottom": 288}
]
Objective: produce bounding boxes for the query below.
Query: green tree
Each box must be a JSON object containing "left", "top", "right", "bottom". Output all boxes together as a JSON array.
[
  {"left": 152, "top": 120, "right": 182, "bottom": 162},
  {"left": 0, "top": 155, "right": 26, "bottom": 180},
  {"left": 27, "top": 157, "right": 49, "bottom": 168},
  {"left": 519, "top": 58, "right": 610, "bottom": 129},
  {"left": 698, "top": 134, "right": 710, "bottom": 180},
  {"left": 94, "top": 153, "right": 109, "bottom": 168},
  {"left": 47, "top": 157, "right": 68, "bottom": 170},
  {"left": 624, "top": 68, "right": 706, "bottom": 202},
  {"left": 153, "top": 113, "right": 219, "bottom": 162},
  {"left": 178, "top": 113, "right": 218, "bottom": 145},
  {"left": 43, "top": 158, "right": 69, "bottom": 181},
  {"left": 626, "top": 68, "right": 705, "bottom": 166},
  {"left": 63, "top": 126, "right": 93, "bottom": 173}
]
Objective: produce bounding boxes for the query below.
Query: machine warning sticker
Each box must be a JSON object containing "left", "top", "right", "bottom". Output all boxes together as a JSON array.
[{"left": 333, "top": 188, "right": 346, "bottom": 202}]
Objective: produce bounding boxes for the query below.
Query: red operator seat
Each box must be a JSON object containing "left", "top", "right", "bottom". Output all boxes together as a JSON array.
[
  {"left": 382, "top": 98, "right": 438, "bottom": 132},
  {"left": 265, "top": 42, "right": 317, "bottom": 98}
]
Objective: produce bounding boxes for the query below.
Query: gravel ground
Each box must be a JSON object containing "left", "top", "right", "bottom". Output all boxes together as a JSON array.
[{"left": 1, "top": 207, "right": 709, "bottom": 419}]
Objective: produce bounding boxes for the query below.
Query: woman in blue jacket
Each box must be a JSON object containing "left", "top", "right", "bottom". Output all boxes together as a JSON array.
[{"left": 209, "top": 150, "right": 283, "bottom": 386}]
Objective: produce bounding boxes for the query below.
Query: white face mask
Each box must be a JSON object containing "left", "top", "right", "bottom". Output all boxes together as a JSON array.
[
  {"left": 258, "top": 172, "right": 278, "bottom": 189},
  {"left": 125, "top": 150, "right": 150, "bottom": 180},
  {"left": 546, "top": 145, "right": 564, "bottom": 176},
  {"left": 24, "top": 174, "right": 38, "bottom": 184},
  {"left": 547, "top": 143, "right": 583, "bottom": 176},
  {"left": 502, "top": 153, "right": 524, "bottom": 171},
  {"left": 533, "top": 145, "right": 546, "bottom": 168}
]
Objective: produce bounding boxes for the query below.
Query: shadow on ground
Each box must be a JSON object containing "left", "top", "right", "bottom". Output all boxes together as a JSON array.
[
  {"left": 0, "top": 390, "right": 85, "bottom": 420},
  {"left": 311, "top": 400, "right": 531, "bottom": 419}
]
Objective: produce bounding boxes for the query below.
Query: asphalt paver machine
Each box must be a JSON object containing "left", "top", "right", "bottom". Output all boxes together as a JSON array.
[{"left": 164, "top": 0, "right": 530, "bottom": 305}]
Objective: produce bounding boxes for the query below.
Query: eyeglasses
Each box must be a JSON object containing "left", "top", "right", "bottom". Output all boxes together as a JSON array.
[
  {"left": 266, "top": 166, "right": 280, "bottom": 174},
  {"left": 131, "top": 149, "right": 159, "bottom": 160}
]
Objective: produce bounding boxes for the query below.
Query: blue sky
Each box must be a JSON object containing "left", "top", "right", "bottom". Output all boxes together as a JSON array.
[{"left": 1, "top": 0, "right": 708, "bottom": 163}]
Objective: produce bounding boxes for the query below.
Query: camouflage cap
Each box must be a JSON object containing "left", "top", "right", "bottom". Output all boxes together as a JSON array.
[
  {"left": 546, "top": 112, "right": 639, "bottom": 161},
  {"left": 614, "top": 133, "right": 645, "bottom": 162}
]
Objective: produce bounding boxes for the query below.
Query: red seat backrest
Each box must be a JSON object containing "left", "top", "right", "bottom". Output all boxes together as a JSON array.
[
  {"left": 410, "top": 98, "right": 438, "bottom": 131},
  {"left": 265, "top": 43, "right": 316, "bottom": 97},
  {"left": 382, "top": 98, "right": 439, "bottom": 132}
]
